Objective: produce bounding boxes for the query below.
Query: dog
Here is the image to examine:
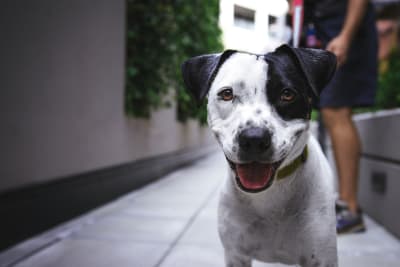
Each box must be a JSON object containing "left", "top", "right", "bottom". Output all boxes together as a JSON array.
[{"left": 181, "top": 44, "right": 338, "bottom": 267}]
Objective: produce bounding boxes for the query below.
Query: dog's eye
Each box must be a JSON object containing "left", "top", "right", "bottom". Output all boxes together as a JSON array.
[
  {"left": 218, "top": 88, "right": 234, "bottom": 101},
  {"left": 280, "top": 88, "right": 297, "bottom": 102}
]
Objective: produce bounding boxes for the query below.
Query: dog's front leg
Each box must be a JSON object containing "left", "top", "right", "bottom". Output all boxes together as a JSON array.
[{"left": 224, "top": 251, "right": 251, "bottom": 267}]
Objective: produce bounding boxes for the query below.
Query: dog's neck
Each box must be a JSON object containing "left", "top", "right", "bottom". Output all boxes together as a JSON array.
[{"left": 276, "top": 145, "right": 308, "bottom": 180}]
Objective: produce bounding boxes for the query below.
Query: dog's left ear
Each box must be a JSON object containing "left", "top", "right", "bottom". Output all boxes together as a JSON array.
[
  {"left": 271, "top": 44, "right": 337, "bottom": 98},
  {"left": 181, "top": 50, "right": 236, "bottom": 104}
]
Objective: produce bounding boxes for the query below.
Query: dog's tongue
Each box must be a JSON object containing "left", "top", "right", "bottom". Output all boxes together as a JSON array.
[{"left": 236, "top": 163, "right": 273, "bottom": 190}]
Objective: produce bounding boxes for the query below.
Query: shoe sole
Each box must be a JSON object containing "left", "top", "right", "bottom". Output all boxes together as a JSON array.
[{"left": 337, "top": 223, "right": 366, "bottom": 235}]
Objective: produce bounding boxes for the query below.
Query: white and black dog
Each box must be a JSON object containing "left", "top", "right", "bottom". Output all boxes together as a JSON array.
[{"left": 181, "top": 44, "right": 338, "bottom": 267}]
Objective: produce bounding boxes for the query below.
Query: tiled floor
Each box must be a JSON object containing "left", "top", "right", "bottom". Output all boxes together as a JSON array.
[{"left": 1, "top": 152, "right": 400, "bottom": 267}]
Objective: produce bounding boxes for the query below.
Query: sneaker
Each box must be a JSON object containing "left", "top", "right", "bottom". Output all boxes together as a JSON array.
[{"left": 336, "top": 200, "right": 366, "bottom": 234}]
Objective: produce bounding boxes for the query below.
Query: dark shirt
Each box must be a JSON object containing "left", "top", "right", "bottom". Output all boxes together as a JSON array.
[{"left": 305, "top": 0, "right": 348, "bottom": 20}]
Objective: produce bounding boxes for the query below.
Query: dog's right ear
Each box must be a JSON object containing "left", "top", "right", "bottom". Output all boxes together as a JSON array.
[{"left": 181, "top": 50, "right": 236, "bottom": 104}]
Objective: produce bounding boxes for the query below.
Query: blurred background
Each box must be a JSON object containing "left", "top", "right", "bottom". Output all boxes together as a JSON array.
[{"left": 0, "top": 0, "right": 400, "bottom": 266}]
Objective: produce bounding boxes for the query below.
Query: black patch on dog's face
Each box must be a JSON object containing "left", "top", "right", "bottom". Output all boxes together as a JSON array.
[{"left": 265, "top": 54, "right": 312, "bottom": 120}]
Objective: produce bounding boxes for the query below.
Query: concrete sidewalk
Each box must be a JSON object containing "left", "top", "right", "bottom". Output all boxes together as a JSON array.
[{"left": 1, "top": 152, "right": 400, "bottom": 267}]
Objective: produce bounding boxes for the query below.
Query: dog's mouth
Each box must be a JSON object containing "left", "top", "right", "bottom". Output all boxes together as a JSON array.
[{"left": 227, "top": 158, "right": 282, "bottom": 193}]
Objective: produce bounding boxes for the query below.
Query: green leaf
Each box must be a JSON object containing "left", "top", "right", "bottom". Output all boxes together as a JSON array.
[{"left": 125, "top": 0, "right": 222, "bottom": 122}]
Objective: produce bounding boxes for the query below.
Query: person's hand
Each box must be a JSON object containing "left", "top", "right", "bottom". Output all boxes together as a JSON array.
[
  {"left": 288, "top": 0, "right": 294, "bottom": 15},
  {"left": 326, "top": 35, "right": 351, "bottom": 67}
]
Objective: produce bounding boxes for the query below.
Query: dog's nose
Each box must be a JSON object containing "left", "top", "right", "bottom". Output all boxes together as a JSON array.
[{"left": 238, "top": 127, "right": 272, "bottom": 154}]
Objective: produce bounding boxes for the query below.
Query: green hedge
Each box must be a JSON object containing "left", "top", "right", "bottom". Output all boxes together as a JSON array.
[
  {"left": 376, "top": 50, "right": 400, "bottom": 109},
  {"left": 126, "top": 0, "right": 223, "bottom": 123}
]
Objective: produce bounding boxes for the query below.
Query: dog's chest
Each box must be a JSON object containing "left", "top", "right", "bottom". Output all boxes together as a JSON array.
[
  {"left": 218, "top": 189, "right": 308, "bottom": 263},
  {"left": 219, "top": 212, "right": 303, "bottom": 264}
]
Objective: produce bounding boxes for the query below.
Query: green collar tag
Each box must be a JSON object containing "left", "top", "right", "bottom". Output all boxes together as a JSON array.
[{"left": 276, "top": 146, "right": 308, "bottom": 180}]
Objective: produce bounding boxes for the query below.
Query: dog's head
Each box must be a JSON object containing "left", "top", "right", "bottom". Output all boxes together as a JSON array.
[{"left": 182, "top": 44, "right": 336, "bottom": 193}]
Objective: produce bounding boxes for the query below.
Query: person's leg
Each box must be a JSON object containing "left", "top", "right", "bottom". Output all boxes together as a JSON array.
[{"left": 321, "top": 107, "right": 360, "bottom": 213}]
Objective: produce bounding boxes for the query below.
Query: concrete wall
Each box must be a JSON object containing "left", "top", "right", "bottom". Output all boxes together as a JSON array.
[{"left": 0, "top": 0, "right": 214, "bottom": 193}]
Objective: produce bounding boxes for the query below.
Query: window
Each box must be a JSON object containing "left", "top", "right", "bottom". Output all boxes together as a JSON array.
[
  {"left": 269, "top": 15, "right": 277, "bottom": 25},
  {"left": 234, "top": 5, "right": 255, "bottom": 29}
]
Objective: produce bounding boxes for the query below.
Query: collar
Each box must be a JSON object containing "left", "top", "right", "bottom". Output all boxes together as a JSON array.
[{"left": 276, "top": 146, "right": 308, "bottom": 180}]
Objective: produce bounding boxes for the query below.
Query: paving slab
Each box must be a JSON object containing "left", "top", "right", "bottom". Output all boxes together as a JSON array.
[
  {"left": 159, "top": 243, "right": 225, "bottom": 267},
  {"left": 13, "top": 239, "right": 169, "bottom": 267},
  {"left": 72, "top": 215, "right": 187, "bottom": 243}
]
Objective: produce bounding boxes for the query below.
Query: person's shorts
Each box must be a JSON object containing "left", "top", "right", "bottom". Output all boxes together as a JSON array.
[{"left": 314, "top": 4, "right": 378, "bottom": 108}]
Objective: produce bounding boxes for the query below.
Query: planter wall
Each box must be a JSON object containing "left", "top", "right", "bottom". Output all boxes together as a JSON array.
[{"left": 355, "top": 109, "right": 400, "bottom": 238}]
